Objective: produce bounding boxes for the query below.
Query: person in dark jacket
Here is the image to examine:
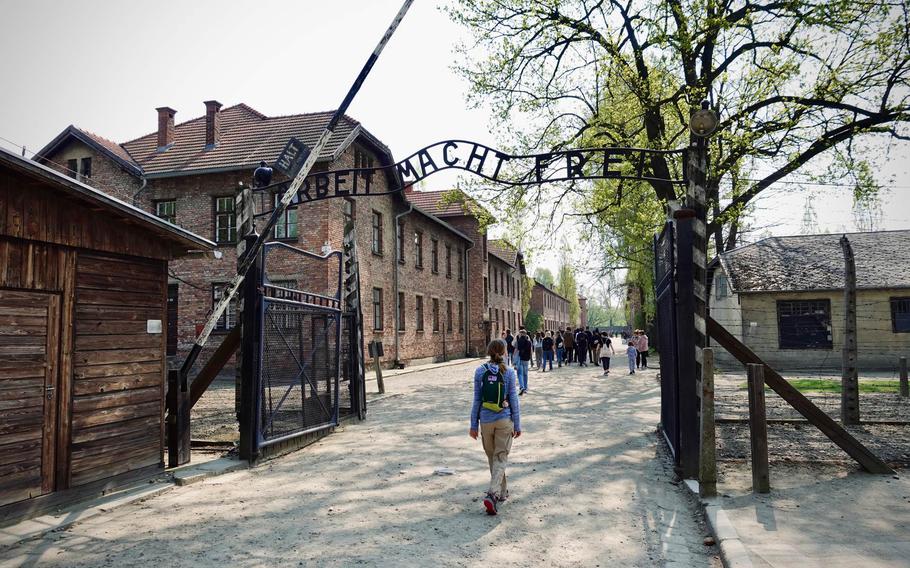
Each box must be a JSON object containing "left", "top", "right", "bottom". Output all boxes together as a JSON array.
[
  {"left": 515, "top": 330, "right": 533, "bottom": 394},
  {"left": 504, "top": 329, "right": 514, "bottom": 367},
  {"left": 541, "top": 331, "right": 555, "bottom": 371},
  {"left": 555, "top": 328, "right": 565, "bottom": 367},
  {"left": 575, "top": 328, "right": 588, "bottom": 366},
  {"left": 563, "top": 328, "right": 575, "bottom": 365}
]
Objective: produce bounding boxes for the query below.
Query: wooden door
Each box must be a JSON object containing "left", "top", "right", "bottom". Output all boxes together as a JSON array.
[{"left": 0, "top": 289, "right": 60, "bottom": 507}]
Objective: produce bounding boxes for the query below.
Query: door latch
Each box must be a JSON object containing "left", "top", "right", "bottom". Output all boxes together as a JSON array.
[{"left": 45, "top": 385, "right": 55, "bottom": 400}]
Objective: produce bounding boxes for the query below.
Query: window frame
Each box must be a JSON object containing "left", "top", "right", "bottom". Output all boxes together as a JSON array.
[
  {"left": 446, "top": 299, "right": 453, "bottom": 333},
  {"left": 891, "top": 297, "right": 910, "bottom": 333},
  {"left": 432, "top": 298, "right": 440, "bottom": 332},
  {"left": 458, "top": 301, "right": 464, "bottom": 333},
  {"left": 397, "top": 219, "right": 406, "bottom": 264},
  {"left": 211, "top": 282, "right": 238, "bottom": 331},
  {"left": 414, "top": 231, "right": 424, "bottom": 268},
  {"left": 371, "top": 210, "right": 383, "bottom": 256},
  {"left": 398, "top": 292, "right": 406, "bottom": 331},
  {"left": 372, "top": 287, "right": 384, "bottom": 331},
  {"left": 431, "top": 238, "right": 439, "bottom": 274},
  {"left": 80, "top": 157, "right": 92, "bottom": 180},
  {"left": 415, "top": 295, "right": 424, "bottom": 331},
  {"left": 776, "top": 299, "right": 833, "bottom": 350},
  {"left": 445, "top": 243, "right": 452, "bottom": 278},
  {"left": 457, "top": 248, "right": 464, "bottom": 281},
  {"left": 213, "top": 195, "right": 237, "bottom": 245},
  {"left": 154, "top": 199, "right": 177, "bottom": 224}
]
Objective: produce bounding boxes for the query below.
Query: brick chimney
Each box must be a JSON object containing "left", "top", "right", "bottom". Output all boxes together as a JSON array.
[
  {"left": 156, "top": 107, "right": 177, "bottom": 149},
  {"left": 204, "top": 100, "right": 222, "bottom": 148}
]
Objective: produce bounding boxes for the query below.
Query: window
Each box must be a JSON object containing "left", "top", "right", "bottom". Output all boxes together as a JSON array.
[
  {"left": 371, "top": 210, "right": 383, "bottom": 255},
  {"left": 891, "top": 297, "right": 910, "bottom": 333},
  {"left": 270, "top": 280, "right": 299, "bottom": 328},
  {"left": 432, "top": 298, "right": 440, "bottom": 332},
  {"left": 715, "top": 274, "right": 729, "bottom": 299},
  {"left": 445, "top": 244, "right": 452, "bottom": 278},
  {"left": 414, "top": 231, "right": 424, "bottom": 268},
  {"left": 458, "top": 249, "right": 464, "bottom": 281},
  {"left": 777, "top": 299, "right": 832, "bottom": 349},
  {"left": 80, "top": 157, "right": 92, "bottom": 179},
  {"left": 397, "top": 220, "right": 405, "bottom": 264},
  {"left": 431, "top": 238, "right": 439, "bottom": 273},
  {"left": 214, "top": 196, "right": 237, "bottom": 244},
  {"left": 372, "top": 288, "right": 383, "bottom": 330},
  {"left": 458, "top": 301, "right": 464, "bottom": 333},
  {"left": 155, "top": 200, "right": 176, "bottom": 224},
  {"left": 66, "top": 159, "right": 78, "bottom": 179},
  {"left": 398, "top": 292, "right": 406, "bottom": 331},
  {"left": 273, "top": 193, "right": 298, "bottom": 239},
  {"left": 416, "top": 295, "right": 424, "bottom": 331},
  {"left": 446, "top": 300, "right": 453, "bottom": 332},
  {"left": 354, "top": 145, "right": 374, "bottom": 170},
  {"left": 212, "top": 283, "right": 237, "bottom": 331},
  {"left": 484, "top": 277, "right": 489, "bottom": 305},
  {"left": 343, "top": 198, "right": 355, "bottom": 226}
]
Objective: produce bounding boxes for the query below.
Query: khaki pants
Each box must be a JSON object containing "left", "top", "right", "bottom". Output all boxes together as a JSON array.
[{"left": 480, "top": 418, "right": 513, "bottom": 498}]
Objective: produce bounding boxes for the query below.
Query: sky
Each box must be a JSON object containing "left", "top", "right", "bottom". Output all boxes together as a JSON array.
[{"left": 1, "top": 0, "right": 908, "bottom": 300}]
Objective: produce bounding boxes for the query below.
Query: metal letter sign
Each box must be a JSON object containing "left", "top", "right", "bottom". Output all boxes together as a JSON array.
[
  {"left": 274, "top": 137, "right": 312, "bottom": 179},
  {"left": 259, "top": 141, "right": 686, "bottom": 205}
]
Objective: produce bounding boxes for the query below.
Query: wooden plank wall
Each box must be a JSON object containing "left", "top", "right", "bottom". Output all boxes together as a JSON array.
[
  {"left": 0, "top": 167, "right": 172, "bottom": 260},
  {"left": 68, "top": 254, "right": 166, "bottom": 487}
]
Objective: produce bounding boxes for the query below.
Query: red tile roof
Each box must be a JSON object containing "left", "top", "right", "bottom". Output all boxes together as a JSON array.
[
  {"left": 123, "top": 104, "right": 389, "bottom": 177},
  {"left": 406, "top": 189, "right": 484, "bottom": 218},
  {"left": 37, "top": 103, "right": 392, "bottom": 179},
  {"left": 488, "top": 239, "right": 521, "bottom": 268}
]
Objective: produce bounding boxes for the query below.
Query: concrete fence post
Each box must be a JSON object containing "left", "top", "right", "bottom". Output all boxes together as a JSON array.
[
  {"left": 900, "top": 356, "right": 908, "bottom": 398},
  {"left": 700, "top": 348, "right": 717, "bottom": 497},
  {"left": 747, "top": 363, "right": 770, "bottom": 494}
]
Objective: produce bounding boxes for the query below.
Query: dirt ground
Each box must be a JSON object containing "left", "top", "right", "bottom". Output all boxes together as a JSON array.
[
  {"left": 1, "top": 356, "right": 721, "bottom": 567},
  {"left": 713, "top": 370, "right": 910, "bottom": 469}
]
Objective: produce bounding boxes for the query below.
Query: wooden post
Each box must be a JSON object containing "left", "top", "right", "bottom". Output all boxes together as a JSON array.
[
  {"left": 700, "top": 348, "right": 717, "bottom": 497},
  {"left": 900, "top": 357, "right": 908, "bottom": 398},
  {"left": 673, "top": 210, "right": 700, "bottom": 478},
  {"left": 238, "top": 234, "right": 262, "bottom": 463},
  {"left": 166, "top": 369, "right": 190, "bottom": 467},
  {"left": 746, "top": 363, "right": 770, "bottom": 493},
  {"left": 840, "top": 236, "right": 860, "bottom": 424}
]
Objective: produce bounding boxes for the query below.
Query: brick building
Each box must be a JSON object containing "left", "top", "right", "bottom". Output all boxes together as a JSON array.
[
  {"left": 531, "top": 280, "right": 570, "bottom": 331},
  {"left": 486, "top": 239, "right": 526, "bottom": 337},
  {"left": 36, "top": 102, "right": 474, "bottom": 366},
  {"left": 578, "top": 295, "right": 588, "bottom": 327}
]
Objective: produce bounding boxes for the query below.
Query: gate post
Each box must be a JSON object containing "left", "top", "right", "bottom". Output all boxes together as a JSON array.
[
  {"left": 238, "top": 234, "right": 263, "bottom": 463},
  {"left": 673, "top": 209, "right": 700, "bottom": 478}
]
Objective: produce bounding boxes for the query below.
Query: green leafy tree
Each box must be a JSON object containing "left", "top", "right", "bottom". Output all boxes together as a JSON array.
[
  {"left": 449, "top": 0, "right": 910, "bottom": 252},
  {"left": 524, "top": 310, "right": 543, "bottom": 334},
  {"left": 533, "top": 267, "right": 555, "bottom": 288},
  {"left": 521, "top": 275, "right": 533, "bottom": 318},
  {"left": 554, "top": 262, "right": 580, "bottom": 326}
]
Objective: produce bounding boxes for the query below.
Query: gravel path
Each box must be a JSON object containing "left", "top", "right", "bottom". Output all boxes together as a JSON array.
[{"left": 1, "top": 358, "right": 720, "bottom": 567}]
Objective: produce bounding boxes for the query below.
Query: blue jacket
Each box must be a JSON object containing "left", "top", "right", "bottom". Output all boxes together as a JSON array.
[{"left": 470, "top": 362, "right": 521, "bottom": 431}]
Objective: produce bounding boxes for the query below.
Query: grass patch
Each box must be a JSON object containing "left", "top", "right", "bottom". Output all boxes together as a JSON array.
[{"left": 738, "top": 379, "right": 901, "bottom": 393}]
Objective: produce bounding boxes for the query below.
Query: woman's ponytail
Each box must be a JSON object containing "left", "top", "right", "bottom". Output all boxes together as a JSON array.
[{"left": 487, "top": 339, "right": 507, "bottom": 375}]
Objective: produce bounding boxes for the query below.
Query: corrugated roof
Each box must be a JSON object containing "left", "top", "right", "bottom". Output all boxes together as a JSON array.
[{"left": 718, "top": 230, "right": 910, "bottom": 293}]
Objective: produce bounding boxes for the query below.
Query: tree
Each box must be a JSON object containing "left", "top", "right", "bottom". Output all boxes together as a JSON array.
[
  {"left": 524, "top": 310, "right": 543, "bottom": 333},
  {"left": 533, "top": 267, "right": 555, "bottom": 288},
  {"left": 449, "top": 0, "right": 910, "bottom": 251},
  {"left": 554, "top": 262, "right": 581, "bottom": 326}
]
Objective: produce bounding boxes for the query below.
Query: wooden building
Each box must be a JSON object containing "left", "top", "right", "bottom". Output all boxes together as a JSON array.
[{"left": 0, "top": 147, "right": 213, "bottom": 519}]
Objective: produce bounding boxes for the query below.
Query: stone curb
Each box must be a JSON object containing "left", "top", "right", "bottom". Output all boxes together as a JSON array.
[
  {"left": 172, "top": 456, "right": 249, "bottom": 486},
  {"left": 682, "top": 479, "right": 753, "bottom": 568},
  {"left": 0, "top": 481, "right": 175, "bottom": 552},
  {"left": 365, "top": 357, "right": 483, "bottom": 386}
]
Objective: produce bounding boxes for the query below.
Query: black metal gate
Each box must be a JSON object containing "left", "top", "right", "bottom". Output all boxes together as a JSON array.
[
  {"left": 654, "top": 222, "right": 680, "bottom": 458},
  {"left": 253, "top": 242, "right": 359, "bottom": 451}
]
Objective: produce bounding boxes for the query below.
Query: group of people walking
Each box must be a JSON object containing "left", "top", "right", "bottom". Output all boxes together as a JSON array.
[{"left": 471, "top": 326, "right": 651, "bottom": 515}]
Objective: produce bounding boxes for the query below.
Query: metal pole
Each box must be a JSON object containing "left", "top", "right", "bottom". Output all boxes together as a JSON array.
[
  {"left": 180, "top": 0, "right": 416, "bottom": 377},
  {"left": 840, "top": 235, "right": 860, "bottom": 424}
]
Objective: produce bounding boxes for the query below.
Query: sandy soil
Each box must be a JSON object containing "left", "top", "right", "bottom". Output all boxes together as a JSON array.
[
  {"left": 1, "top": 357, "right": 720, "bottom": 568},
  {"left": 713, "top": 371, "right": 910, "bottom": 468}
]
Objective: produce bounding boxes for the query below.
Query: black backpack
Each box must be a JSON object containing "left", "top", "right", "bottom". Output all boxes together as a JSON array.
[{"left": 481, "top": 366, "right": 508, "bottom": 412}]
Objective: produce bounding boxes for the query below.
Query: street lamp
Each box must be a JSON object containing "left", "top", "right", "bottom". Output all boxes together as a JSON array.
[{"left": 689, "top": 100, "right": 719, "bottom": 137}]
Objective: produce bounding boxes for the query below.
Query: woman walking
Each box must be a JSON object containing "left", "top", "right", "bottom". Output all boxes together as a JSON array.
[
  {"left": 599, "top": 332, "right": 615, "bottom": 375},
  {"left": 470, "top": 339, "right": 522, "bottom": 515},
  {"left": 575, "top": 328, "right": 588, "bottom": 367},
  {"left": 562, "top": 328, "right": 575, "bottom": 367},
  {"left": 541, "top": 331, "right": 555, "bottom": 371},
  {"left": 533, "top": 333, "right": 543, "bottom": 370},
  {"left": 515, "top": 330, "right": 532, "bottom": 394},
  {"left": 638, "top": 330, "right": 649, "bottom": 369}
]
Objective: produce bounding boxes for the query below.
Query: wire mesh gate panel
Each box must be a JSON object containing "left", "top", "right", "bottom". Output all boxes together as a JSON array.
[
  {"left": 654, "top": 222, "right": 680, "bottom": 459},
  {"left": 254, "top": 242, "right": 357, "bottom": 449}
]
